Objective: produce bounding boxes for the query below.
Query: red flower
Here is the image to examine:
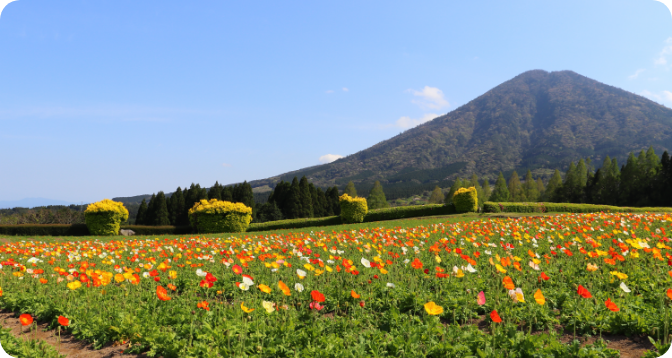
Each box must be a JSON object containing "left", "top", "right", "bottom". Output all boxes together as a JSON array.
[
  {"left": 490, "top": 310, "right": 502, "bottom": 323},
  {"left": 411, "top": 258, "right": 423, "bottom": 269},
  {"left": 153, "top": 277, "right": 160, "bottom": 282},
  {"left": 19, "top": 314, "right": 33, "bottom": 326},
  {"left": 156, "top": 285, "right": 171, "bottom": 301},
  {"left": 205, "top": 272, "right": 218, "bottom": 283},
  {"left": 232, "top": 265, "right": 242, "bottom": 275},
  {"left": 577, "top": 285, "right": 592, "bottom": 298},
  {"left": 58, "top": 316, "right": 69, "bottom": 326},
  {"left": 605, "top": 298, "right": 619, "bottom": 312},
  {"left": 199, "top": 280, "right": 213, "bottom": 288},
  {"left": 311, "top": 290, "right": 325, "bottom": 303},
  {"left": 309, "top": 301, "right": 324, "bottom": 311},
  {"left": 423, "top": 269, "right": 429, "bottom": 274},
  {"left": 540, "top": 272, "right": 550, "bottom": 281},
  {"left": 359, "top": 301, "right": 365, "bottom": 308}
]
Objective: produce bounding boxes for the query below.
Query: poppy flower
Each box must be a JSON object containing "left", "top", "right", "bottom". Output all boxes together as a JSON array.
[
  {"left": 309, "top": 301, "right": 324, "bottom": 311},
  {"left": 359, "top": 301, "right": 365, "bottom": 308},
  {"left": 534, "top": 289, "right": 545, "bottom": 305},
  {"left": 477, "top": 291, "right": 486, "bottom": 306},
  {"left": 490, "top": 310, "right": 502, "bottom": 323},
  {"left": 262, "top": 301, "right": 275, "bottom": 313},
  {"left": 205, "top": 272, "right": 218, "bottom": 283},
  {"left": 605, "top": 298, "right": 619, "bottom": 312},
  {"left": 232, "top": 265, "right": 243, "bottom": 275},
  {"left": 258, "top": 284, "right": 272, "bottom": 294},
  {"left": 58, "top": 316, "right": 70, "bottom": 326},
  {"left": 502, "top": 276, "right": 515, "bottom": 290},
  {"left": 411, "top": 258, "right": 423, "bottom": 269},
  {"left": 199, "top": 280, "right": 213, "bottom": 288},
  {"left": 351, "top": 290, "right": 360, "bottom": 299},
  {"left": 156, "top": 285, "right": 171, "bottom": 301},
  {"left": 19, "top": 314, "right": 33, "bottom": 326},
  {"left": 311, "top": 290, "right": 325, "bottom": 303},
  {"left": 278, "top": 281, "right": 291, "bottom": 296},
  {"left": 667, "top": 288, "right": 672, "bottom": 301},
  {"left": 424, "top": 302, "right": 444, "bottom": 315},
  {"left": 577, "top": 285, "right": 592, "bottom": 298},
  {"left": 587, "top": 263, "right": 599, "bottom": 272},
  {"left": 167, "top": 284, "right": 177, "bottom": 291},
  {"left": 197, "top": 301, "right": 210, "bottom": 311},
  {"left": 540, "top": 272, "right": 550, "bottom": 281}
]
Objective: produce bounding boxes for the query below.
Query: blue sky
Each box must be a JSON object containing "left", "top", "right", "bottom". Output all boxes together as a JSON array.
[{"left": 0, "top": 0, "right": 671, "bottom": 205}]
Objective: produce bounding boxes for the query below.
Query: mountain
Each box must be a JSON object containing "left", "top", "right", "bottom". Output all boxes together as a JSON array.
[
  {"left": 0, "top": 198, "right": 76, "bottom": 209},
  {"left": 248, "top": 70, "right": 672, "bottom": 199}
]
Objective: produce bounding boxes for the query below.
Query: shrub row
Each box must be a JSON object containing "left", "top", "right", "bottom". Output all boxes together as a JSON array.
[
  {"left": 119, "top": 225, "right": 193, "bottom": 235},
  {"left": 483, "top": 201, "right": 672, "bottom": 214},
  {"left": 248, "top": 216, "right": 342, "bottom": 232},
  {"left": 0, "top": 224, "right": 90, "bottom": 236},
  {"left": 363, "top": 204, "right": 456, "bottom": 222}
]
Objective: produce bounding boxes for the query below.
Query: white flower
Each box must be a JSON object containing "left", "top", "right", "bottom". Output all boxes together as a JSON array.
[
  {"left": 238, "top": 283, "right": 250, "bottom": 291},
  {"left": 403, "top": 259, "right": 410, "bottom": 265},
  {"left": 386, "top": 282, "right": 395, "bottom": 288},
  {"left": 465, "top": 264, "right": 476, "bottom": 273},
  {"left": 196, "top": 269, "right": 207, "bottom": 277},
  {"left": 242, "top": 276, "right": 254, "bottom": 286},
  {"left": 484, "top": 250, "right": 492, "bottom": 255},
  {"left": 360, "top": 258, "right": 371, "bottom": 268},
  {"left": 294, "top": 283, "right": 304, "bottom": 292},
  {"left": 452, "top": 266, "right": 459, "bottom": 274},
  {"left": 142, "top": 272, "right": 150, "bottom": 278},
  {"left": 262, "top": 301, "right": 275, "bottom": 313},
  {"left": 296, "top": 269, "right": 307, "bottom": 278},
  {"left": 620, "top": 282, "right": 631, "bottom": 293}
]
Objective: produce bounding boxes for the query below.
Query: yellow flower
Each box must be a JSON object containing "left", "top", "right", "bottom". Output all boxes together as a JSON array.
[
  {"left": 534, "top": 289, "right": 545, "bottom": 305},
  {"left": 241, "top": 302, "right": 255, "bottom": 313},
  {"left": 303, "top": 263, "right": 315, "bottom": 271},
  {"left": 495, "top": 264, "right": 507, "bottom": 274},
  {"left": 435, "top": 256, "right": 441, "bottom": 263},
  {"left": 258, "top": 284, "right": 272, "bottom": 294},
  {"left": 424, "top": 302, "right": 444, "bottom": 315},
  {"left": 610, "top": 271, "right": 628, "bottom": 280},
  {"left": 67, "top": 281, "right": 82, "bottom": 290},
  {"left": 168, "top": 271, "right": 177, "bottom": 279},
  {"left": 114, "top": 274, "right": 125, "bottom": 283},
  {"left": 456, "top": 269, "right": 465, "bottom": 278},
  {"left": 262, "top": 301, "right": 275, "bottom": 313}
]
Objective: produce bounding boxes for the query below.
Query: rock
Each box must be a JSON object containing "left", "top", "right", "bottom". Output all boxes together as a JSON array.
[{"left": 120, "top": 229, "right": 135, "bottom": 236}]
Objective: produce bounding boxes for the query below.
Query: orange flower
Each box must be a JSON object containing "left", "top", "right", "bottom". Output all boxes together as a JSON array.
[
  {"left": 502, "top": 276, "right": 515, "bottom": 290},
  {"left": 58, "top": 316, "right": 69, "bottom": 326},
  {"left": 19, "top": 314, "right": 33, "bottom": 326},
  {"left": 604, "top": 258, "right": 616, "bottom": 265},
  {"left": 311, "top": 290, "right": 325, "bottom": 303},
  {"left": 351, "top": 290, "right": 360, "bottom": 299},
  {"left": 240, "top": 302, "right": 254, "bottom": 313},
  {"left": 587, "top": 263, "right": 599, "bottom": 272},
  {"left": 577, "top": 285, "right": 592, "bottom": 299},
  {"left": 39, "top": 278, "right": 48, "bottom": 284},
  {"left": 232, "top": 265, "right": 243, "bottom": 275},
  {"left": 490, "top": 310, "right": 502, "bottom": 323},
  {"left": 667, "top": 288, "right": 672, "bottom": 301},
  {"left": 278, "top": 281, "right": 291, "bottom": 296},
  {"left": 605, "top": 298, "right": 619, "bottom": 312},
  {"left": 167, "top": 283, "right": 177, "bottom": 291},
  {"left": 156, "top": 285, "right": 171, "bottom": 301},
  {"left": 197, "top": 301, "right": 210, "bottom": 311},
  {"left": 411, "top": 258, "right": 423, "bottom": 269},
  {"left": 258, "top": 284, "right": 272, "bottom": 294}
]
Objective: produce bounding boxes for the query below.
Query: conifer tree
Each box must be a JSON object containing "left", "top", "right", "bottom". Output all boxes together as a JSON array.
[
  {"left": 135, "top": 199, "right": 148, "bottom": 225},
  {"left": 269, "top": 181, "right": 290, "bottom": 217},
  {"left": 619, "top": 153, "right": 638, "bottom": 205},
  {"left": 153, "top": 192, "right": 171, "bottom": 226},
  {"left": 170, "top": 187, "right": 185, "bottom": 225},
  {"left": 489, "top": 172, "right": 510, "bottom": 202},
  {"left": 577, "top": 159, "right": 588, "bottom": 189},
  {"left": 508, "top": 171, "right": 525, "bottom": 202},
  {"left": 428, "top": 186, "right": 444, "bottom": 204},
  {"left": 557, "top": 162, "right": 579, "bottom": 202},
  {"left": 344, "top": 181, "right": 357, "bottom": 197},
  {"left": 309, "top": 184, "right": 322, "bottom": 217},
  {"left": 469, "top": 174, "right": 485, "bottom": 207},
  {"left": 299, "top": 176, "right": 314, "bottom": 218},
  {"left": 316, "top": 187, "right": 330, "bottom": 216},
  {"left": 445, "top": 178, "right": 464, "bottom": 205},
  {"left": 482, "top": 179, "right": 492, "bottom": 201},
  {"left": 325, "top": 187, "right": 340, "bottom": 215},
  {"left": 544, "top": 169, "right": 563, "bottom": 202},
  {"left": 367, "top": 181, "right": 389, "bottom": 209},
  {"left": 285, "top": 177, "right": 303, "bottom": 219},
  {"left": 523, "top": 170, "right": 539, "bottom": 202},
  {"left": 535, "top": 178, "right": 545, "bottom": 201},
  {"left": 221, "top": 186, "right": 233, "bottom": 202},
  {"left": 145, "top": 194, "right": 157, "bottom": 225},
  {"left": 208, "top": 181, "right": 223, "bottom": 200},
  {"left": 660, "top": 151, "right": 672, "bottom": 206}
]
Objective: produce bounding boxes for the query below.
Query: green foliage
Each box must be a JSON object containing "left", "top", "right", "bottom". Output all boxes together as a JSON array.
[
  {"left": 482, "top": 201, "right": 672, "bottom": 213},
  {"left": 248, "top": 216, "right": 341, "bottom": 232},
  {"left": 544, "top": 169, "right": 563, "bottom": 202},
  {"left": 428, "top": 186, "right": 445, "bottom": 204},
  {"left": 339, "top": 194, "right": 368, "bottom": 223},
  {"left": 285, "top": 177, "right": 303, "bottom": 219},
  {"left": 0, "top": 224, "right": 89, "bottom": 236},
  {"left": 134, "top": 199, "right": 148, "bottom": 225},
  {"left": 508, "top": 171, "right": 526, "bottom": 202},
  {"left": 84, "top": 199, "right": 129, "bottom": 236},
  {"left": 208, "top": 181, "right": 223, "bottom": 201},
  {"left": 188, "top": 199, "right": 253, "bottom": 233},
  {"left": 452, "top": 187, "right": 478, "bottom": 213},
  {"left": 299, "top": 176, "right": 314, "bottom": 218},
  {"left": 151, "top": 192, "right": 171, "bottom": 226},
  {"left": 169, "top": 187, "right": 185, "bottom": 226},
  {"left": 523, "top": 170, "right": 539, "bottom": 202},
  {"left": 120, "top": 225, "right": 192, "bottom": 235},
  {"left": 366, "top": 181, "right": 390, "bottom": 209},
  {"left": 445, "top": 178, "right": 464, "bottom": 205},
  {"left": 489, "top": 172, "right": 510, "bottom": 202},
  {"left": 364, "top": 204, "right": 455, "bottom": 221},
  {"left": 0, "top": 327, "right": 65, "bottom": 357},
  {"left": 343, "top": 181, "right": 358, "bottom": 197}
]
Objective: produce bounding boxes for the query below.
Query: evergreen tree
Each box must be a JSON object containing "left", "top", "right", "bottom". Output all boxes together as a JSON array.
[
  {"left": 428, "top": 186, "right": 444, "bottom": 204},
  {"left": 299, "top": 176, "right": 314, "bottom": 218},
  {"left": 208, "top": 181, "right": 223, "bottom": 200},
  {"left": 556, "top": 162, "right": 581, "bottom": 203},
  {"left": 544, "top": 170, "right": 563, "bottom": 202},
  {"left": 269, "top": 181, "right": 291, "bottom": 217},
  {"left": 135, "top": 199, "right": 148, "bottom": 225},
  {"left": 508, "top": 171, "right": 525, "bottom": 202},
  {"left": 316, "top": 187, "right": 330, "bottom": 217},
  {"left": 343, "top": 181, "right": 357, "bottom": 197},
  {"left": 153, "top": 192, "right": 171, "bottom": 226},
  {"left": 535, "top": 178, "right": 545, "bottom": 200},
  {"left": 445, "top": 178, "right": 464, "bottom": 205},
  {"left": 482, "top": 179, "right": 492, "bottom": 202},
  {"left": 489, "top": 172, "right": 510, "bottom": 202},
  {"left": 660, "top": 151, "right": 672, "bottom": 206},
  {"left": 256, "top": 202, "right": 283, "bottom": 222},
  {"left": 285, "top": 177, "right": 303, "bottom": 219},
  {"left": 325, "top": 187, "right": 340, "bottom": 215},
  {"left": 468, "top": 174, "right": 485, "bottom": 207},
  {"left": 221, "top": 186, "right": 233, "bottom": 202},
  {"left": 367, "top": 181, "right": 389, "bottom": 209},
  {"left": 145, "top": 194, "right": 157, "bottom": 225},
  {"left": 619, "top": 153, "right": 639, "bottom": 206},
  {"left": 169, "top": 187, "right": 185, "bottom": 225},
  {"left": 523, "top": 170, "right": 539, "bottom": 202},
  {"left": 602, "top": 158, "right": 621, "bottom": 205},
  {"left": 577, "top": 159, "right": 588, "bottom": 188},
  {"left": 309, "top": 184, "right": 322, "bottom": 217}
]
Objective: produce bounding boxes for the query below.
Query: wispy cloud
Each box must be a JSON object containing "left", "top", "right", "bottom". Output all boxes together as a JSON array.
[
  {"left": 407, "top": 86, "right": 449, "bottom": 110},
  {"left": 664, "top": 90, "right": 672, "bottom": 102},
  {"left": 641, "top": 90, "right": 662, "bottom": 101},
  {"left": 628, "top": 69, "right": 645, "bottom": 79},
  {"left": 342, "top": 87, "right": 349, "bottom": 92},
  {"left": 389, "top": 113, "right": 439, "bottom": 129},
  {"left": 654, "top": 37, "right": 672, "bottom": 66},
  {"left": 325, "top": 90, "right": 334, "bottom": 94},
  {"left": 318, "top": 154, "right": 343, "bottom": 164},
  {"left": 222, "top": 163, "right": 232, "bottom": 168}
]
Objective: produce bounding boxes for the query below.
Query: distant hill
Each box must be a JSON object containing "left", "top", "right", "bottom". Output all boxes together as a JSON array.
[
  {"left": 0, "top": 198, "right": 76, "bottom": 209},
  {"left": 247, "top": 70, "right": 672, "bottom": 198}
]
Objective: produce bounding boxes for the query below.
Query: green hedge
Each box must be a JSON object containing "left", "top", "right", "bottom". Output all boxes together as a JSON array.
[
  {"left": 119, "top": 225, "right": 192, "bottom": 235},
  {"left": 364, "top": 204, "right": 456, "bottom": 222},
  {"left": 0, "top": 224, "right": 90, "bottom": 236},
  {"left": 483, "top": 201, "right": 672, "bottom": 214},
  {"left": 248, "top": 216, "right": 342, "bottom": 232}
]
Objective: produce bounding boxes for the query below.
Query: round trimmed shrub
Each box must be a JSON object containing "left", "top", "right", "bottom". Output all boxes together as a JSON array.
[
  {"left": 453, "top": 186, "right": 478, "bottom": 213},
  {"left": 189, "top": 199, "right": 252, "bottom": 233},
  {"left": 339, "top": 194, "right": 368, "bottom": 224},
  {"left": 84, "top": 199, "right": 129, "bottom": 236}
]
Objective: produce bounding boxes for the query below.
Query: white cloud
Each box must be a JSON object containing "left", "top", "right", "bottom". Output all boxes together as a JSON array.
[
  {"left": 222, "top": 163, "right": 232, "bottom": 168},
  {"left": 640, "top": 90, "right": 662, "bottom": 101},
  {"left": 342, "top": 87, "right": 349, "bottom": 92},
  {"left": 392, "top": 113, "right": 439, "bottom": 129},
  {"left": 318, "top": 154, "right": 344, "bottom": 164},
  {"left": 654, "top": 37, "right": 672, "bottom": 66},
  {"left": 407, "top": 86, "right": 449, "bottom": 110},
  {"left": 628, "top": 69, "right": 645, "bottom": 79},
  {"left": 325, "top": 90, "right": 334, "bottom": 94},
  {"left": 664, "top": 91, "right": 672, "bottom": 102}
]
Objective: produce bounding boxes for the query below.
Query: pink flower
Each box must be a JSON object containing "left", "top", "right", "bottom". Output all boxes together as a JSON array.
[{"left": 309, "top": 301, "right": 324, "bottom": 311}]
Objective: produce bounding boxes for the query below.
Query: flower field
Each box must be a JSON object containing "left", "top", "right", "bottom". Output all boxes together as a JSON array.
[{"left": 1, "top": 212, "right": 672, "bottom": 357}]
